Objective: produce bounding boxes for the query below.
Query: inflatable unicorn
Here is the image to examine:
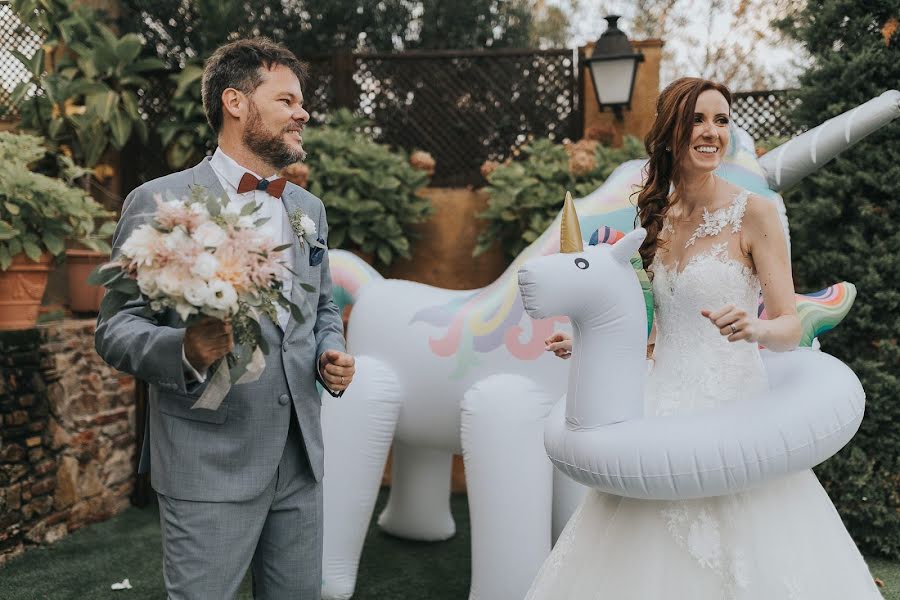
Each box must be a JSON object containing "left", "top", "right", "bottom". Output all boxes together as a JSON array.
[{"left": 319, "top": 90, "right": 900, "bottom": 600}]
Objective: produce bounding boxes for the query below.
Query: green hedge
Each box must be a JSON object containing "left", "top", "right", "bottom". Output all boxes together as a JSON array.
[
  {"left": 477, "top": 136, "right": 646, "bottom": 261},
  {"left": 777, "top": 0, "right": 900, "bottom": 559}
]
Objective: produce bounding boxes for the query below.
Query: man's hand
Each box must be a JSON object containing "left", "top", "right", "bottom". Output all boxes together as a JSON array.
[
  {"left": 319, "top": 350, "right": 355, "bottom": 392},
  {"left": 183, "top": 316, "right": 234, "bottom": 373}
]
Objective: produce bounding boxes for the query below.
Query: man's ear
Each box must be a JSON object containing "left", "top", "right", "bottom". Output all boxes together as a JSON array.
[{"left": 221, "top": 88, "right": 245, "bottom": 121}]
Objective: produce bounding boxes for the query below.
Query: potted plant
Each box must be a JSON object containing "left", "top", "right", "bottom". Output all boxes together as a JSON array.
[{"left": 0, "top": 132, "right": 114, "bottom": 329}]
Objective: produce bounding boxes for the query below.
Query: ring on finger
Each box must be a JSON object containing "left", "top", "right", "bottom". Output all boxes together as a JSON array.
[{"left": 730, "top": 323, "right": 737, "bottom": 334}]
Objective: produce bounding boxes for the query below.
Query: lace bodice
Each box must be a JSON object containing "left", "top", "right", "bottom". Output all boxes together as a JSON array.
[{"left": 646, "top": 189, "right": 768, "bottom": 416}]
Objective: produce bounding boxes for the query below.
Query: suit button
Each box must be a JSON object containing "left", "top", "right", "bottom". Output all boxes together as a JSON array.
[{"left": 278, "top": 394, "right": 290, "bottom": 406}]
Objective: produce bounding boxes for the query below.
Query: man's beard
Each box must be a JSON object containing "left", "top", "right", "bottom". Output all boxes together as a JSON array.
[{"left": 242, "top": 102, "right": 306, "bottom": 169}]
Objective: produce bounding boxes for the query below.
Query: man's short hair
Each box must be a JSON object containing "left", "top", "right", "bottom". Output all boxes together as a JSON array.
[{"left": 201, "top": 37, "right": 309, "bottom": 133}]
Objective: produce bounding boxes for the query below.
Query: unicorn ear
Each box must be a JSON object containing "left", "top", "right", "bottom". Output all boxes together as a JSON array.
[{"left": 611, "top": 228, "right": 647, "bottom": 264}]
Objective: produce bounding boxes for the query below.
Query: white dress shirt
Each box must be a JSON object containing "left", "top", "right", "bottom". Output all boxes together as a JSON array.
[{"left": 182, "top": 148, "right": 296, "bottom": 382}]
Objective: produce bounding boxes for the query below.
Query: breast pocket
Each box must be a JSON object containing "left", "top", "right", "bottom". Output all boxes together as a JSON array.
[{"left": 157, "top": 391, "right": 228, "bottom": 424}]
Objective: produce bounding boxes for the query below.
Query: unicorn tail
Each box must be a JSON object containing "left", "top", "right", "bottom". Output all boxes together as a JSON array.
[{"left": 328, "top": 249, "right": 383, "bottom": 314}]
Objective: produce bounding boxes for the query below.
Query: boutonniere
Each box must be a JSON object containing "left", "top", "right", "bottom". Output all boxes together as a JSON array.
[{"left": 288, "top": 209, "right": 326, "bottom": 250}]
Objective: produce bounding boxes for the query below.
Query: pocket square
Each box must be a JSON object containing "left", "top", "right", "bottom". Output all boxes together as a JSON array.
[{"left": 309, "top": 238, "right": 327, "bottom": 266}]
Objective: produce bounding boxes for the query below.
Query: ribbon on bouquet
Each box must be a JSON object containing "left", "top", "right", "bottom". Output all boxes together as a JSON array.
[{"left": 190, "top": 346, "right": 267, "bottom": 411}]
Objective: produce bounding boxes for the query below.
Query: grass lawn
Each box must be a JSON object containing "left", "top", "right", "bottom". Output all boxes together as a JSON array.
[{"left": 1, "top": 488, "right": 896, "bottom": 599}]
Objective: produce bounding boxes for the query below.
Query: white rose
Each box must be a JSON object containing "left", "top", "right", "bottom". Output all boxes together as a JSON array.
[
  {"left": 207, "top": 280, "right": 238, "bottom": 314},
  {"left": 136, "top": 270, "right": 160, "bottom": 298},
  {"left": 162, "top": 227, "right": 193, "bottom": 253},
  {"left": 190, "top": 252, "right": 219, "bottom": 280},
  {"left": 156, "top": 267, "right": 189, "bottom": 297},
  {"left": 182, "top": 280, "right": 212, "bottom": 307},
  {"left": 299, "top": 214, "right": 317, "bottom": 240},
  {"left": 192, "top": 222, "right": 227, "bottom": 248},
  {"left": 175, "top": 300, "right": 198, "bottom": 322},
  {"left": 120, "top": 225, "right": 161, "bottom": 266},
  {"left": 189, "top": 202, "right": 210, "bottom": 218}
]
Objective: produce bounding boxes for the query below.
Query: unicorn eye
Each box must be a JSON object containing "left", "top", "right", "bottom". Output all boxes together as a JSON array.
[{"left": 575, "top": 258, "right": 589, "bottom": 270}]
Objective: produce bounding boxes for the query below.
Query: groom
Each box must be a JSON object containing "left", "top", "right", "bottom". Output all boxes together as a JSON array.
[{"left": 95, "top": 37, "right": 355, "bottom": 599}]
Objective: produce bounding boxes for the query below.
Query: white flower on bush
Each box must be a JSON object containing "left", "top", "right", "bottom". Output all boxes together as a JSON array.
[
  {"left": 183, "top": 280, "right": 212, "bottom": 307},
  {"left": 190, "top": 252, "right": 219, "bottom": 280},
  {"left": 193, "top": 222, "right": 227, "bottom": 248},
  {"left": 207, "top": 280, "right": 238, "bottom": 313}
]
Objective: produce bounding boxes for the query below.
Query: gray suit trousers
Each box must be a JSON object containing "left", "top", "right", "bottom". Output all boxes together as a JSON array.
[{"left": 157, "top": 411, "right": 322, "bottom": 600}]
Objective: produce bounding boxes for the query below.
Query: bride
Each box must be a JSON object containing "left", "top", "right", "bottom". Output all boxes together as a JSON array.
[{"left": 533, "top": 77, "right": 883, "bottom": 599}]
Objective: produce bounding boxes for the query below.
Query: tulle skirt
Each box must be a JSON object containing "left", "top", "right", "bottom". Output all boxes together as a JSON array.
[{"left": 525, "top": 470, "right": 882, "bottom": 599}]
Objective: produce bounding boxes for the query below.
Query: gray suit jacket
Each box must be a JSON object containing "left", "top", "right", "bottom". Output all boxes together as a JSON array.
[{"left": 95, "top": 157, "right": 345, "bottom": 502}]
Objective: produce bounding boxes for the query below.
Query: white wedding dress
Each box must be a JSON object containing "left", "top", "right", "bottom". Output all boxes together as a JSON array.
[{"left": 525, "top": 190, "right": 883, "bottom": 599}]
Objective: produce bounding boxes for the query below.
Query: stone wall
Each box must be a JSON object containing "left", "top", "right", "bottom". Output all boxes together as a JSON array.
[{"left": 0, "top": 320, "right": 135, "bottom": 565}]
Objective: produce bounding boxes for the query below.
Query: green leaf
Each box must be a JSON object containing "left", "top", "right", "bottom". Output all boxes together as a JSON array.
[
  {"left": 0, "top": 245, "right": 11, "bottom": 270},
  {"left": 205, "top": 196, "right": 221, "bottom": 217},
  {"left": 376, "top": 244, "right": 392, "bottom": 266},
  {"left": 121, "top": 91, "right": 140, "bottom": 119},
  {"left": 240, "top": 201, "right": 259, "bottom": 216},
  {"left": 131, "top": 57, "right": 166, "bottom": 73},
  {"left": 99, "top": 289, "right": 129, "bottom": 320},
  {"left": 115, "top": 34, "right": 143, "bottom": 64},
  {"left": 173, "top": 65, "right": 204, "bottom": 97},
  {"left": 87, "top": 264, "right": 123, "bottom": 286},
  {"left": 10, "top": 48, "right": 44, "bottom": 79},
  {"left": 108, "top": 276, "right": 139, "bottom": 295},
  {"left": 42, "top": 231, "right": 64, "bottom": 255},
  {"left": 288, "top": 300, "right": 304, "bottom": 324},
  {"left": 22, "top": 239, "right": 42, "bottom": 261},
  {"left": 3, "top": 202, "right": 20, "bottom": 216},
  {"left": 272, "top": 243, "right": 293, "bottom": 252},
  {"left": 108, "top": 106, "right": 132, "bottom": 148}
]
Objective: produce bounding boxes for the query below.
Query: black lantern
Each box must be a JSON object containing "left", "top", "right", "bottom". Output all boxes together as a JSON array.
[{"left": 585, "top": 15, "right": 644, "bottom": 120}]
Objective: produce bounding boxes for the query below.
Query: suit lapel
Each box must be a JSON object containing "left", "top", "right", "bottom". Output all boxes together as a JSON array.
[
  {"left": 190, "top": 157, "right": 229, "bottom": 199},
  {"left": 281, "top": 187, "right": 310, "bottom": 339}
]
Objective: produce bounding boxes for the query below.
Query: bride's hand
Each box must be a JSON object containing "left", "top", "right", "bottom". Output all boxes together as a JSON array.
[
  {"left": 545, "top": 332, "right": 573, "bottom": 359},
  {"left": 701, "top": 304, "right": 761, "bottom": 343}
]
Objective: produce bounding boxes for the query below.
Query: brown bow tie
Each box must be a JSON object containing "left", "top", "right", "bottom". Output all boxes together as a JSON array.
[{"left": 237, "top": 172, "right": 288, "bottom": 198}]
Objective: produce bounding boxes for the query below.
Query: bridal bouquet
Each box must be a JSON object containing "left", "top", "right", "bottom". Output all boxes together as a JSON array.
[{"left": 91, "top": 185, "right": 309, "bottom": 409}]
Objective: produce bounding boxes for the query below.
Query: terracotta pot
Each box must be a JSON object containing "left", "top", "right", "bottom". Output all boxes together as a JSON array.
[
  {"left": 65, "top": 248, "right": 108, "bottom": 313},
  {"left": 0, "top": 253, "right": 53, "bottom": 330}
]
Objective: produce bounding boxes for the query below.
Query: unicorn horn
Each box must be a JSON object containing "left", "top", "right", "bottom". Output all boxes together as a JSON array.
[{"left": 560, "top": 191, "right": 584, "bottom": 253}]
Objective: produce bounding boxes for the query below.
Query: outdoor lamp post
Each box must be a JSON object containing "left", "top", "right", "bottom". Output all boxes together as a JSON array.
[{"left": 585, "top": 15, "right": 644, "bottom": 120}]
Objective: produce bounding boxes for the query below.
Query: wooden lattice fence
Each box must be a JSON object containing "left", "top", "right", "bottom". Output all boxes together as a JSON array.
[
  {"left": 0, "top": 0, "right": 41, "bottom": 119},
  {"left": 731, "top": 89, "right": 803, "bottom": 141}
]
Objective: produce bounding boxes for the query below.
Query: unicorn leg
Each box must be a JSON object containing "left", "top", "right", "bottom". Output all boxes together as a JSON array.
[
  {"left": 461, "top": 375, "right": 556, "bottom": 600},
  {"left": 377, "top": 441, "right": 456, "bottom": 541},
  {"left": 321, "top": 356, "right": 402, "bottom": 600}
]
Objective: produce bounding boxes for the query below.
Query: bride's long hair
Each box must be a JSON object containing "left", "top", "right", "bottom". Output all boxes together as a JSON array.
[{"left": 636, "top": 77, "right": 732, "bottom": 273}]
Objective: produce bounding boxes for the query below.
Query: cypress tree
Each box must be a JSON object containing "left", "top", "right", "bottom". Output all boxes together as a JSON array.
[{"left": 777, "top": 2, "right": 900, "bottom": 558}]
